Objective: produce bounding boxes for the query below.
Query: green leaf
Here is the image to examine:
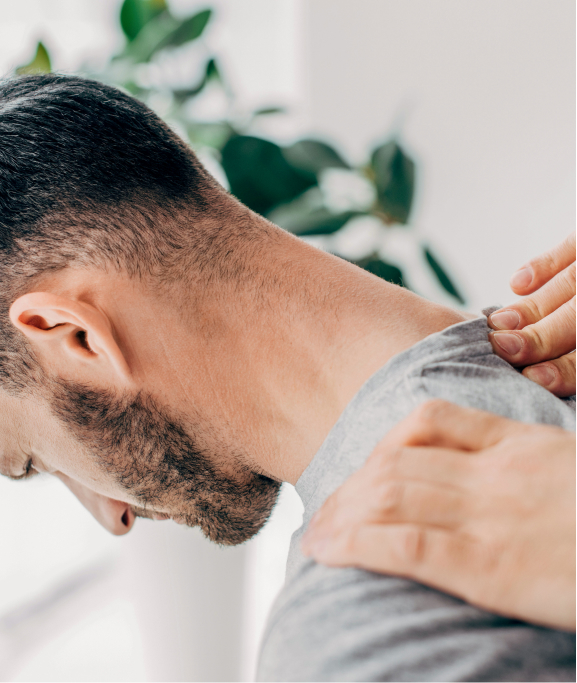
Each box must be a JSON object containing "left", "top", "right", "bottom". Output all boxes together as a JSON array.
[
  {"left": 253, "top": 107, "right": 286, "bottom": 116},
  {"left": 122, "top": 13, "right": 179, "bottom": 62},
  {"left": 221, "top": 135, "right": 317, "bottom": 216},
  {"left": 152, "top": 9, "right": 212, "bottom": 52},
  {"left": 355, "top": 257, "right": 406, "bottom": 287},
  {"left": 186, "top": 121, "right": 235, "bottom": 149},
  {"left": 123, "top": 9, "right": 212, "bottom": 63},
  {"left": 271, "top": 204, "right": 361, "bottom": 236},
  {"left": 173, "top": 59, "right": 220, "bottom": 104},
  {"left": 283, "top": 139, "right": 350, "bottom": 179},
  {"left": 423, "top": 246, "right": 465, "bottom": 303},
  {"left": 370, "top": 139, "right": 415, "bottom": 224},
  {"left": 205, "top": 57, "right": 220, "bottom": 81},
  {"left": 120, "top": 0, "right": 167, "bottom": 42},
  {"left": 15, "top": 41, "right": 51, "bottom": 75}
]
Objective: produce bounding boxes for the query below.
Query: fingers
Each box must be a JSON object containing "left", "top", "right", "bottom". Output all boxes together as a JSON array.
[
  {"left": 510, "top": 233, "right": 576, "bottom": 295},
  {"left": 489, "top": 296, "right": 576, "bottom": 367},
  {"left": 489, "top": 263, "right": 575, "bottom": 330},
  {"left": 369, "top": 400, "right": 523, "bottom": 456},
  {"left": 372, "top": 445, "right": 473, "bottom": 489},
  {"left": 523, "top": 351, "right": 576, "bottom": 397},
  {"left": 306, "top": 477, "right": 468, "bottom": 539},
  {"left": 304, "top": 522, "right": 485, "bottom": 608},
  {"left": 301, "top": 441, "right": 475, "bottom": 564}
]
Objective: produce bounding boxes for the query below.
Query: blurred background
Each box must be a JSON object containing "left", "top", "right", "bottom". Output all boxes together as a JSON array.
[{"left": 0, "top": 0, "right": 574, "bottom": 680}]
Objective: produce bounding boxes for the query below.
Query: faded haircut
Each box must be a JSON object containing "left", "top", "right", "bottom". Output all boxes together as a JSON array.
[{"left": 0, "top": 74, "right": 266, "bottom": 393}]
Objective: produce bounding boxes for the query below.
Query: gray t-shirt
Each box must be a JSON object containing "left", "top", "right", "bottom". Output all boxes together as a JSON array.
[{"left": 257, "top": 309, "right": 576, "bottom": 682}]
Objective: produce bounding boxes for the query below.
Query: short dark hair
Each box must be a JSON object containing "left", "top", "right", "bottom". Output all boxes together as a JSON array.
[{"left": 0, "top": 74, "right": 258, "bottom": 392}]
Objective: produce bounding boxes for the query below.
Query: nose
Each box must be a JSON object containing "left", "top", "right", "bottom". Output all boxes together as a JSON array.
[{"left": 56, "top": 473, "right": 136, "bottom": 535}]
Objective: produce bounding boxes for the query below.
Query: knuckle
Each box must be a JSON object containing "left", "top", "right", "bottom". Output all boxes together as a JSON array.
[
  {"left": 537, "top": 250, "right": 559, "bottom": 278},
  {"left": 522, "top": 324, "right": 546, "bottom": 356},
  {"left": 559, "top": 352, "right": 576, "bottom": 381},
  {"left": 373, "top": 445, "right": 403, "bottom": 475},
  {"left": 375, "top": 480, "right": 405, "bottom": 514},
  {"left": 400, "top": 526, "right": 428, "bottom": 564},
  {"left": 551, "top": 265, "right": 576, "bottom": 303},
  {"left": 522, "top": 296, "right": 545, "bottom": 324},
  {"left": 414, "top": 399, "right": 451, "bottom": 427},
  {"left": 568, "top": 296, "right": 577, "bottom": 320},
  {"left": 340, "top": 526, "right": 362, "bottom": 559},
  {"left": 566, "top": 263, "right": 576, "bottom": 290}
]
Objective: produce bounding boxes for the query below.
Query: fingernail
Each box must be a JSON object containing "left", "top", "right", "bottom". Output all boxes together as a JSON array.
[
  {"left": 489, "top": 310, "right": 521, "bottom": 330},
  {"left": 492, "top": 332, "right": 523, "bottom": 356},
  {"left": 510, "top": 266, "right": 533, "bottom": 290},
  {"left": 524, "top": 364, "right": 556, "bottom": 387}
]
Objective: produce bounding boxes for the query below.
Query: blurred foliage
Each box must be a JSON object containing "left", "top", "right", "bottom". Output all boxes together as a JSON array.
[
  {"left": 15, "top": 41, "right": 51, "bottom": 75},
  {"left": 15, "top": 0, "right": 464, "bottom": 304},
  {"left": 424, "top": 246, "right": 465, "bottom": 304}
]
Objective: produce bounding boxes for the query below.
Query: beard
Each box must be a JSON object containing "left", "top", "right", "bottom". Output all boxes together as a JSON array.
[{"left": 48, "top": 379, "right": 281, "bottom": 545}]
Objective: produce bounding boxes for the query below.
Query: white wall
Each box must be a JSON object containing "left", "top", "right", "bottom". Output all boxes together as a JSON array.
[{"left": 303, "top": 0, "right": 575, "bottom": 311}]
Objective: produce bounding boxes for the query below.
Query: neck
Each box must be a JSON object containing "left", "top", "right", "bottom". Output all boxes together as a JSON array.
[
  {"left": 172, "top": 232, "right": 466, "bottom": 485},
  {"left": 31, "top": 233, "right": 467, "bottom": 487}
]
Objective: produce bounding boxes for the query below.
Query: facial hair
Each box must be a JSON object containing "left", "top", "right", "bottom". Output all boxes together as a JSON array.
[{"left": 49, "top": 379, "right": 281, "bottom": 545}]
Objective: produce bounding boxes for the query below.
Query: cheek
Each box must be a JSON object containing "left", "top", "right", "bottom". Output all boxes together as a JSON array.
[
  {"left": 38, "top": 422, "right": 130, "bottom": 502},
  {"left": 49, "top": 453, "right": 137, "bottom": 506}
]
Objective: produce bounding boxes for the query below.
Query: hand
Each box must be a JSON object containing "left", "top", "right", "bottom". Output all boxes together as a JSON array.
[
  {"left": 302, "top": 400, "right": 576, "bottom": 632},
  {"left": 488, "top": 233, "right": 575, "bottom": 397}
]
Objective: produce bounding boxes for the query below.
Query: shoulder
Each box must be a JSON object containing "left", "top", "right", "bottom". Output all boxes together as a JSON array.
[{"left": 257, "top": 559, "right": 576, "bottom": 682}]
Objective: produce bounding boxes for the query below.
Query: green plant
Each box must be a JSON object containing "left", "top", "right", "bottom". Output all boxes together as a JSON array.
[
  {"left": 15, "top": 41, "right": 51, "bottom": 75},
  {"left": 15, "top": 0, "right": 465, "bottom": 304}
]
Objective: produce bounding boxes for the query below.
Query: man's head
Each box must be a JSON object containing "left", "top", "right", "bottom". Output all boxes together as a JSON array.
[{"left": 0, "top": 74, "right": 281, "bottom": 543}]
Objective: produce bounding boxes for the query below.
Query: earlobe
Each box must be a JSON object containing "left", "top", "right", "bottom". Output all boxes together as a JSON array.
[{"left": 10, "top": 292, "right": 131, "bottom": 381}]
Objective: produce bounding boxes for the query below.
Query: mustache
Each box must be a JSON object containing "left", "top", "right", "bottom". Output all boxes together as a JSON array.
[
  {"left": 130, "top": 505, "right": 193, "bottom": 525},
  {"left": 131, "top": 505, "right": 167, "bottom": 521}
]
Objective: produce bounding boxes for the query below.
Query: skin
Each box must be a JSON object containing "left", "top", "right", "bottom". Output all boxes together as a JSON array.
[
  {"left": 303, "top": 234, "right": 576, "bottom": 631},
  {"left": 301, "top": 400, "right": 575, "bottom": 631},
  {"left": 488, "top": 232, "right": 575, "bottom": 396},
  {"left": 1, "top": 221, "right": 465, "bottom": 539}
]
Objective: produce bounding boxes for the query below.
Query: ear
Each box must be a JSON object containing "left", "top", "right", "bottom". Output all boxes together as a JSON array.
[{"left": 10, "top": 292, "right": 131, "bottom": 383}]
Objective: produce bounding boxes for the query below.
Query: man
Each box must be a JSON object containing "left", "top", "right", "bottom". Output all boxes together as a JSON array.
[{"left": 0, "top": 75, "right": 574, "bottom": 680}]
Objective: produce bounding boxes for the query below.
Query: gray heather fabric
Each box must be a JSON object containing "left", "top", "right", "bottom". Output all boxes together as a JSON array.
[{"left": 257, "top": 308, "right": 576, "bottom": 682}]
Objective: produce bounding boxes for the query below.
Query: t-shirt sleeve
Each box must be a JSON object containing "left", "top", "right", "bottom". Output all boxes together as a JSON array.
[{"left": 257, "top": 563, "right": 576, "bottom": 682}]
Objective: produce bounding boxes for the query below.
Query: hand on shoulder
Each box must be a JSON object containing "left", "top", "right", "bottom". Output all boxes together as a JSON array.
[{"left": 302, "top": 400, "right": 576, "bottom": 632}]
